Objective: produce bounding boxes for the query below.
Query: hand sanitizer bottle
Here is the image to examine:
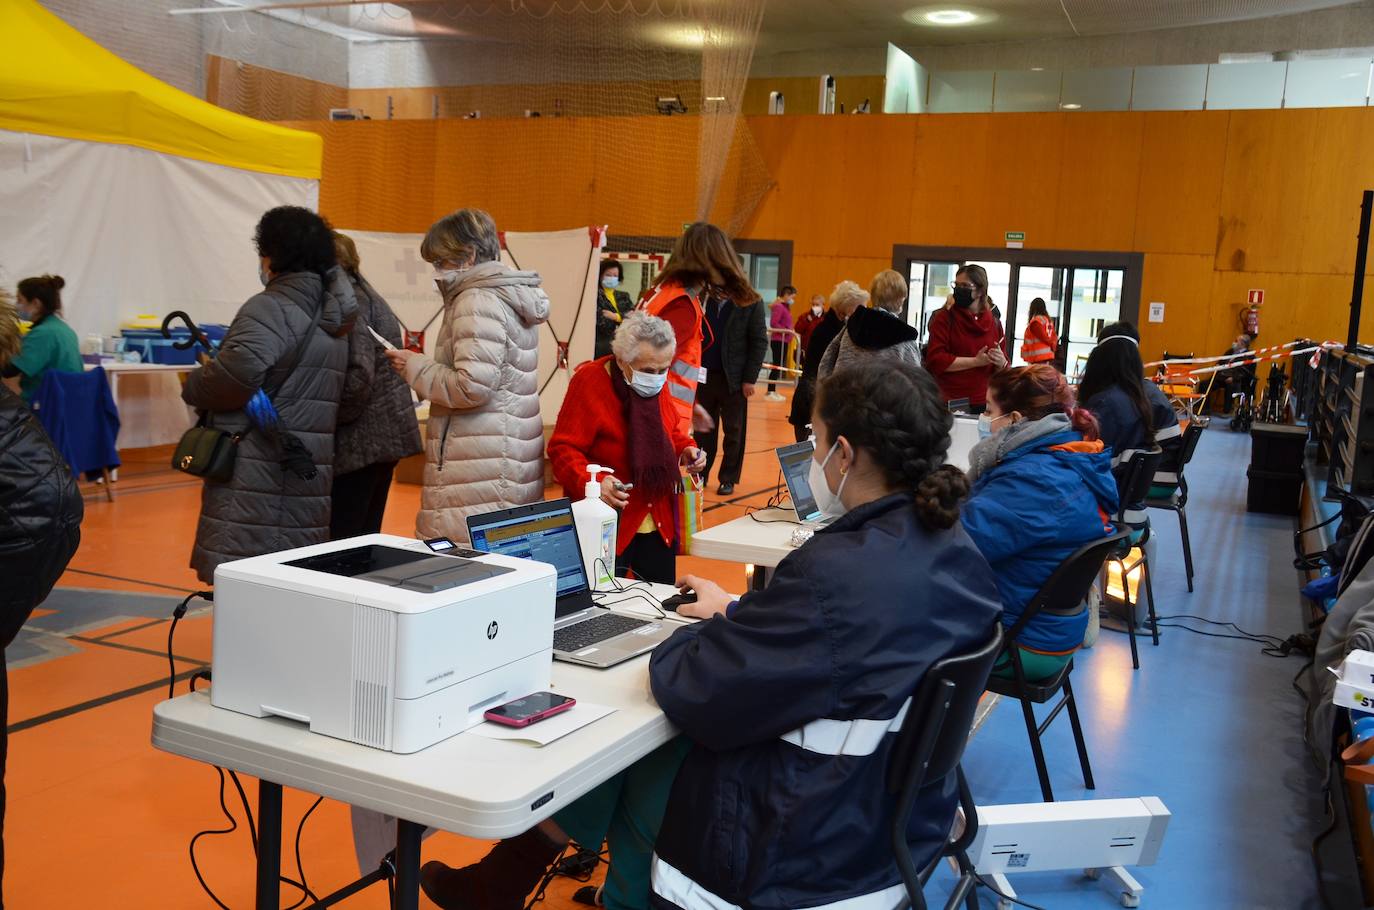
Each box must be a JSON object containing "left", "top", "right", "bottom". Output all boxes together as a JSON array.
[{"left": 573, "top": 465, "right": 618, "bottom": 591}]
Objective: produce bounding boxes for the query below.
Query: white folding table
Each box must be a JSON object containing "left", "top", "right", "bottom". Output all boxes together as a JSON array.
[
  {"left": 690, "top": 416, "right": 982, "bottom": 577},
  {"left": 152, "top": 583, "right": 687, "bottom": 910}
]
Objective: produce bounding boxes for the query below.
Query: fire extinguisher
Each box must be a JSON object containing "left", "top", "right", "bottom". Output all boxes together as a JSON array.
[{"left": 1240, "top": 303, "right": 1260, "bottom": 338}]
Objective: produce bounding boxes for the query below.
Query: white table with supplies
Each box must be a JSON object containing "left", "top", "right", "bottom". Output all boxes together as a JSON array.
[
  {"left": 690, "top": 415, "right": 981, "bottom": 575},
  {"left": 151, "top": 581, "right": 690, "bottom": 910},
  {"left": 85, "top": 361, "right": 196, "bottom": 448}
]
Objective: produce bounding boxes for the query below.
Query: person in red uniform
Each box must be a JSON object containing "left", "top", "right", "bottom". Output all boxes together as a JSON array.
[
  {"left": 547, "top": 312, "right": 706, "bottom": 584},
  {"left": 925, "top": 263, "right": 1006, "bottom": 412},
  {"left": 1020, "top": 297, "right": 1058, "bottom": 365},
  {"left": 640, "top": 222, "right": 759, "bottom": 440}
]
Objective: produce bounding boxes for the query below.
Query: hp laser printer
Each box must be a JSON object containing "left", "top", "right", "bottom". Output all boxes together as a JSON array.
[{"left": 210, "top": 534, "right": 556, "bottom": 753}]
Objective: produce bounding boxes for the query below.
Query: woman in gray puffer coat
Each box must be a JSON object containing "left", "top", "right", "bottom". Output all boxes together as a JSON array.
[
  {"left": 818, "top": 268, "right": 922, "bottom": 381},
  {"left": 331, "top": 232, "right": 423, "bottom": 539},
  {"left": 385, "top": 209, "right": 551, "bottom": 543},
  {"left": 183, "top": 207, "right": 356, "bottom": 582}
]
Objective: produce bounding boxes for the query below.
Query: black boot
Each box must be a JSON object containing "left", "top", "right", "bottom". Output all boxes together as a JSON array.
[{"left": 420, "top": 828, "right": 565, "bottom": 910}]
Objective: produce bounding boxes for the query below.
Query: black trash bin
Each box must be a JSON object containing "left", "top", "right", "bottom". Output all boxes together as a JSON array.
[{"left": 1246, "top": 423, "right": 1308, "bottom": 515}]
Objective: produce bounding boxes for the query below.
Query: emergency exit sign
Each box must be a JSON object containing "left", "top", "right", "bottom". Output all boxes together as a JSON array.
[
  {"left": 1248, "top": 289, "right": 1264, "bottom": 305},
  {"left": 1005, "top": 231, "right": 1025, "bottom": 249}
]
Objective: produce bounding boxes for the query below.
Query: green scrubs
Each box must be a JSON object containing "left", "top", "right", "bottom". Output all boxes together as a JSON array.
[{"left": 11, "top": 315, "right": 83, "bottom": 402}]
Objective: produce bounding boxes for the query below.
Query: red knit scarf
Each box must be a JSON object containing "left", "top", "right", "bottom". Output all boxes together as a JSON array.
[{"left": 609, "top": 365, "right": 678, "bottom": 502}]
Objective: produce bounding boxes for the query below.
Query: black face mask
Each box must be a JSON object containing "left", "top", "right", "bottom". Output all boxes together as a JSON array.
[{"left": 953, "top": 286, "right": 975, "bottom": 308}]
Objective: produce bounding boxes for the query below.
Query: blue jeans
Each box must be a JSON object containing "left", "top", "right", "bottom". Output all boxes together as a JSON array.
[{"left": 552, "top": 736, "right": 692, "bottom": 910}]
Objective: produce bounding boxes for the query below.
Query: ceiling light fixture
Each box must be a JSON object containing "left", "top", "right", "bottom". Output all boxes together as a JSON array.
[
  {"left": 924, "top": 9, "right": 977, "bottom": 26},
  {"left": 1060, "top": 102, "right": 1082, "bottom": 110}
]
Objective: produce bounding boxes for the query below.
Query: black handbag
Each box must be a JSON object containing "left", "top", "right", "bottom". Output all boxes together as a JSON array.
[
  {"left": 172, "top": 301, "right": 323, "bottom": 482},
  {"left": 171, "top": 418, "right": 241, "bottom": 482}
]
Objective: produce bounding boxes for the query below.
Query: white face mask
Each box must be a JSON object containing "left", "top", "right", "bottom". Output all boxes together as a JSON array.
[
  {"left": 808, "top": 440, "right": 850, "bottom": 520},
  {"left": 812, "top": 306, "right": 823, "bottom": 316},
  {"left": 629, "top": 369, "right": 667, "bottom": 398},
  {"left": 259, "top": 265, "right": 271, "bottom": 287}
]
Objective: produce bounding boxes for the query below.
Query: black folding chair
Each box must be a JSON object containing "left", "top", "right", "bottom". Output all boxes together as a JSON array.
[
  {"left": 985, "top": 531, "right": 1128, "bottom": 803},
  {"left": 887, "top": 624, "right": 1004, "bottom": 910},
  {"left": 1146, "top": 422, "right": 1204, "bottom": 593},
  {"left": 1111, "top": 449, "right": 1165, "bottom": 669}
]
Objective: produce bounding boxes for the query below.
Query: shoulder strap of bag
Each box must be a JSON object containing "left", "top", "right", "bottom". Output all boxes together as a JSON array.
[{"left": 265, "top": 296, "right": 325, "bottom": 399}]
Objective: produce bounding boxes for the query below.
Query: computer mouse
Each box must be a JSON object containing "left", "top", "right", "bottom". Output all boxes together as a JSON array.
[{"left": 660, "top": 591, "right": 699, "bottom": 612}]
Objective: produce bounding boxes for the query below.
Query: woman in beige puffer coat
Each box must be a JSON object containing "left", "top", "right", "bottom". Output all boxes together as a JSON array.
[{"left": 387, "top": 209, "right": 551, "bottom": 542}]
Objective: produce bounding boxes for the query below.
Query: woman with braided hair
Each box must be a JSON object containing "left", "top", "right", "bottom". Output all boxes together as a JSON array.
[
  {"left": 420, "top": 362, "right": 1003, "bottom": 910},
  {"left": 647, "top": 360, "right": 1003, "bottom": 910},
  {"left": 962, "top": 364, "right": 1119, "bottom": 680}
]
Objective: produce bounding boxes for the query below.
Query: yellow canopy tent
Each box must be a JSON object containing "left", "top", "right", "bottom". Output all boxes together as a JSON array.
[
  {"left": 0, "top": 0, "right": 326, "bottom": 444},
  {"left": 0, "top": 0, "right": 320, "bottom": 179}
]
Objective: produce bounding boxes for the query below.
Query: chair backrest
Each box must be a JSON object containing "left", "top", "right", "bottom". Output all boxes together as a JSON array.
[
  {"left": 886, "top": 624, "right": 1003, "bottom": 905},
  {"left": 31, "top": 367, "right": 121, "bottom": 475},
  {"left": 1003, "top": 531, "right": 1130, "bottom": 641},
  {"left": 1115, "top": 448, "right": 1164, "bottom": 516},
  {"left": 1177, "top": 422, "right": 1204, "bottom": 469},
  {"left": 1162, "top": 351, "right": 1193, "bottom": 361},
  {"left": 886, "top": 624, "right": 1003, "bottom": 801}
]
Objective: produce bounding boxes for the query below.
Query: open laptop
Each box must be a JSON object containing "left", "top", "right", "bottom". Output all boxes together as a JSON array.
[
  {"left": 775, "top": 440, "right": 836, "bottom": 528},
  {"left": 466, "top": 499, "right": 673, "bottom": 669}
]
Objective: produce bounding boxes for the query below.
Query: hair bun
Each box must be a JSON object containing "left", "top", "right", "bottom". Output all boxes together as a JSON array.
[
  {"left": 915, "top": 464, "right": 970, "bottom": 531},
  {"left": 48, "top": 275, "right": 65, "bottom": 290}
]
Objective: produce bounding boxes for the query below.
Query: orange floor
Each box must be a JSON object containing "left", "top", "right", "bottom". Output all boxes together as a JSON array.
[{"left": 7, "top": 393, "right": 804, "bottom": 909}]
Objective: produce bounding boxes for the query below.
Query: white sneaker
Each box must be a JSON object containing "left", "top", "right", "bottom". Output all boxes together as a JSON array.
[{"left": 765, "top": 392, "right": 785, "bottom": 402}]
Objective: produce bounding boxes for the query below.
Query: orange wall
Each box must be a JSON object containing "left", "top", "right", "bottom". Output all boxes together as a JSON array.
[{"left": 282, "top": 107, "right": 1374, "bottom": 361}]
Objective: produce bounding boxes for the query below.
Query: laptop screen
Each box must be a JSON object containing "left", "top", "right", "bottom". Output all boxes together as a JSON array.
[
  {"left": 776, "top": 441, "right": 821, "bottom": 523},
  {"left": 467, "top": 500, "right": 590, "bottom": 613}
]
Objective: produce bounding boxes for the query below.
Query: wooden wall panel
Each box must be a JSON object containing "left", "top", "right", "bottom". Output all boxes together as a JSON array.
[
  {"left": 1216, "top": 108, "right": 1374, "bottom": 275},
  {"left": 1136, "top": 253, "right": 1220, "bottom": 361},
  {"left": 298, "top": 107, "right": 1374, "bottom": 363},
  {"left": 1054, "top": 112, "right": 1142, "bottom": 252},
  {"left": 1133, "top": 111, "right": 1229, "bottom": 256},
  {"left": 206, "top": 56, "right": 346, "bottom": 122}
]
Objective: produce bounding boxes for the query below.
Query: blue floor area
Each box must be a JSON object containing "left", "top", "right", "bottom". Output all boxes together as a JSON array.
[{"left": 934, "top": 426, "right": 1330, "bottom": 910}]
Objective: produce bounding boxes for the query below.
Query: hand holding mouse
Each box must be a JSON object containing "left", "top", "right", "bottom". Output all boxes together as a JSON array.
[{"left": 672, "top": 575, "right": 735, "bottom": 620}]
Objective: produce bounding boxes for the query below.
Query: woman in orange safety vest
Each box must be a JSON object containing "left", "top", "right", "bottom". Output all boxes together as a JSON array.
[
  {"left": 1021, "top": 297, "right": 1059, "bottom": 365},
  {"left": 639, "top": 223, "right": 760, "bottom": 438}
]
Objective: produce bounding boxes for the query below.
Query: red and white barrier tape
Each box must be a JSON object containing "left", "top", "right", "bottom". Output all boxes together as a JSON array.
[
  {"left": 1143, "top": 340, "right": 1304, "bottom": 369},
  {"left": 1162, "top": 343, "right": 1337, "bottom": 377}
]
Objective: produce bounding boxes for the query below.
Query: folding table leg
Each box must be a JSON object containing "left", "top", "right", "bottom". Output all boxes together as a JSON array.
[
  {"left": 393, "top": 818, "right": 425, "bottom": 910},
  {"left": 256, "top": 780, "right": 284, "bottom": 910}
]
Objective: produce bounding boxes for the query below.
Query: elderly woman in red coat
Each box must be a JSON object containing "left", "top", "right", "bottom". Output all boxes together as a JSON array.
[{"left": 547, "top": 313, "right": 706, "bottom": 584}]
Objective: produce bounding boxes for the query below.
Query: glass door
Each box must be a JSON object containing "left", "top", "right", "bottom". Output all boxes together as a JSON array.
[
  {"left": 906, "top": 260, "right": 959, "bottom": 344},
  {"left": 1011, "top": 266, "right": 1066, "bottom": 367},
  {"left": 739, "top": 252, "right": 780, "bottom": 303},
  {"left": 1064, "top": 267, "right": 1124, "bottom": 380}
]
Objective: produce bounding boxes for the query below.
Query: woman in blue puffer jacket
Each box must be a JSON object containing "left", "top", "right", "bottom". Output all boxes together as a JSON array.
[{"left": 962, "top": 364, "right": 1119, "bottom": 680}]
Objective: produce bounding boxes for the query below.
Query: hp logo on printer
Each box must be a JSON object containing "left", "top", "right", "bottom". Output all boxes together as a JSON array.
[{"left": 486, "top": 621, "right": 499, "bottom": 640}]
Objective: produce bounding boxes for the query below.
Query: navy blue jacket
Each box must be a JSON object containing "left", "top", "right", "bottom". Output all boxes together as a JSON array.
[
  {"left": 648, "top": 493, "right": 1003, "bottom": 910},
  {"left": 1087, "top": 383, "right": 1180, "bottom": 523},
  {"left": 962, "top": 428, "right": 1118, "bottom": 654}
]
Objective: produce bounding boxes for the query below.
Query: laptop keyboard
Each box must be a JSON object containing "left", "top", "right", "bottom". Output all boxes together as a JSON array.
[{"left": 555, "top": 613, "right": 651, "bottom": 653}]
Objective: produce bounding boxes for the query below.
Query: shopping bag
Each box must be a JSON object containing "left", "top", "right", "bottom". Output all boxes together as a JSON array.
[{"left": 674, "top": 474, "right": 704, "bottom": 556}]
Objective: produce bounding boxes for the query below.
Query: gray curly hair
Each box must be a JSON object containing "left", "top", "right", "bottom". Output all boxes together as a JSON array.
[
  {"left": 0, "top": 290, "right": 19, "bottom": 372},
  {"left": 611, "top": 312, "right": 676, "bottom": 363},
  {"left": 830, "top": 280, "right": 869, "bottom": 316}
]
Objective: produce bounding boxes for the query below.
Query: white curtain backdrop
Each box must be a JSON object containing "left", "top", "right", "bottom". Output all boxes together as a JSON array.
[
  {"left": 340, "top": 226, "right": 605, "bottom": 423},
  {"left": 0, "top": 128, "right": 318, "bottom": 341}
]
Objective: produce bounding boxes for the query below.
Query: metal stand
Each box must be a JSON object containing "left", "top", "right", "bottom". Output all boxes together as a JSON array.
[
  {"left": 992, "top": 867, "right": 1144, "bottom": 909},
  {"left": 256, "top": 781, "right": 283, "bottom": 910}
]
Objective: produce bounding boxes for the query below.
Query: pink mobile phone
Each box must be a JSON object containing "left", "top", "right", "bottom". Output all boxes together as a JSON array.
[{"left": 484, "top": 692, "right": 577, "bottom": 728}]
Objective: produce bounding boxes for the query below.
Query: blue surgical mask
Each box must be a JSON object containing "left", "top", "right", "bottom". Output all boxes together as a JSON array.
[
  {"left": 259, "top": 266, "right": 271, "bottom": 287},
  {"left": 602, "top": 276, "right": 620, "bottom": 289},
  {"left": 629, "top": 370, "right": 667, "bottom": 398},
  {"left": 977, "top": 415, "right": 994, "bottom": 439}
]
